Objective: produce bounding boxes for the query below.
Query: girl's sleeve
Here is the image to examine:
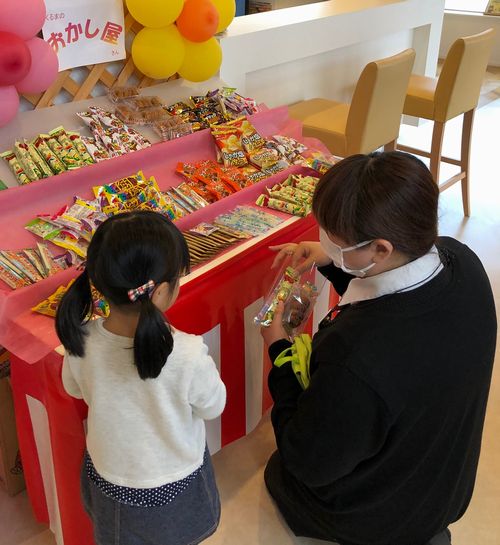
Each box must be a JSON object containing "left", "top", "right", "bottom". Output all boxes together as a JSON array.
[
  {"left": 61, "top": 355, "right": 84, "bottom": 399},
  {"left": 189, "top": 342, "right": 226, "bottom": 420}
]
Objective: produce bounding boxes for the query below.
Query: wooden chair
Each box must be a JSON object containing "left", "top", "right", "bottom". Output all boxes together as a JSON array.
[
  {"left": 398, "top": 29, "right": 495, "bottom": 216},
  {"left": 288, "top": 49, "right": 416, "bottom": 156}
]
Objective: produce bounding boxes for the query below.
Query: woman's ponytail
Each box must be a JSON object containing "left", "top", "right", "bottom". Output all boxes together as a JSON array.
[
  {"left": 55, "top": 270, "right": 93, "bottom": 357},
  {"left": 134, "top": 296, "right": 174, "bottom": 379}
]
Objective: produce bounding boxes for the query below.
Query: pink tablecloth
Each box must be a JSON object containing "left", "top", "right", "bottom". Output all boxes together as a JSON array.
[{"left": 0, "top": 106, "right": 327, "bottom": 363}]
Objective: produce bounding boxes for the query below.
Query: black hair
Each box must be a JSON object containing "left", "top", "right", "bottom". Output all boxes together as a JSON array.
[
  {"left": 56, "top": 211, "right": 190, "bottom": 379},
  {"left": 312, "top": 151, "right": 439, "bottom": 259}
]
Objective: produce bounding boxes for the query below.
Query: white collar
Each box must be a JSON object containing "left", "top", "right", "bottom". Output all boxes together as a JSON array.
[{"left": 339, "top": 246, "right": 443, "bottom": 306}]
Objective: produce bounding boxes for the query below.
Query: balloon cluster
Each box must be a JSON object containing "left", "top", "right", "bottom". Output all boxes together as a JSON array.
[
  {"left": 128, "top": 0, "right": 235, "bottom": 83},
  {"left": 0, "top": 0, "right": 59, "bottom": 127}
]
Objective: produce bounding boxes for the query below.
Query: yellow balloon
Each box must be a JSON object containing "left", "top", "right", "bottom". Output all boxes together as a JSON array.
[
  {"left": 126, "top": 0, "right": 184, "bottom": 28},
  {"left": 211, "top": 0, "right": 236, "bottom": 33},
  {"left": 178, "top": 38, "right": 222, "bottom": 82},
  {"left": 132, "top": 26, "right": 185, "bottom": 80}
]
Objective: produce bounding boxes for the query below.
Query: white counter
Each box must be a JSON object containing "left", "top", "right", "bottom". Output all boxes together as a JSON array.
[{"left": 220, "top": 0, "right": 445, "bottom": 107}]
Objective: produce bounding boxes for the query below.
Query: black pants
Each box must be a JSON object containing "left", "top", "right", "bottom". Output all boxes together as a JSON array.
[{"left": 264, "top": 450, "right": 452, "bottom": 545}]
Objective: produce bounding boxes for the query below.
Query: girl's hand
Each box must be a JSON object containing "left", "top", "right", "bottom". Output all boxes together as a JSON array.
[
  {"left": 269, "top": 241, "right": 332, "bottom": 274},
  {"left": 261, "top": 301, "right": 289, "bottom": 347}
]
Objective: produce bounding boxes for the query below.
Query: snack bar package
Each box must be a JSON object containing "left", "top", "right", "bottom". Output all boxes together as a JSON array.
[{"left": 254, "top": 261, "right": 326, "bottom": 337}]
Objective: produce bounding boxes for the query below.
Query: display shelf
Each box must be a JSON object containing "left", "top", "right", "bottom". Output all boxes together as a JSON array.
[{"left": 0, "top": 105, "right": 325, "bottom": 363}]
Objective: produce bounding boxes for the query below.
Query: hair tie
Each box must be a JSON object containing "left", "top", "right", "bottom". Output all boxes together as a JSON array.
[{"left": 128, "top": 280, "right": 155, "bottom": 302}]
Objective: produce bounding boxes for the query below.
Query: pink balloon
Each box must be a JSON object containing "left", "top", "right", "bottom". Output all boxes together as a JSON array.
[
  {"left": 0, "top": 0, "right": 46, "bottom": 40},
  {"left": 0, "top": 85, "right": 20, "bottom": 127},
  {"left": 16, "top": 37, "right": 59, "bottom": 94},
  {"left": 0, "top": 31, "right": 32, "bottom": 86}
]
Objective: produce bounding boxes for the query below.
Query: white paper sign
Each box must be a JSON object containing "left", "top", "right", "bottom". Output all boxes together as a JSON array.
[{"left": 42, "top": 0, "right": 125, "bottom": 71}]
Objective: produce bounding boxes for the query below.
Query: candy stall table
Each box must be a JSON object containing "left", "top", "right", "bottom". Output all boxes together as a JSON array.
[{"left": 1, "top": 104, "right": 336, "bottom": 545}]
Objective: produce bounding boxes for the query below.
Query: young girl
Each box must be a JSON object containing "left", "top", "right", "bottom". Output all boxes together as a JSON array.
[
  {"left": 56, "top": 211, "right": 226, "bottom": 545},
  {"left": 262, "top": 152, "right": 496, "bottom": 545}
]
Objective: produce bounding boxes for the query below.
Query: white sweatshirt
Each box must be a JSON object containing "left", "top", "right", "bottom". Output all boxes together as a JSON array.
[{"left": 62, "top": 319, "right": 226, "bottom": 488}]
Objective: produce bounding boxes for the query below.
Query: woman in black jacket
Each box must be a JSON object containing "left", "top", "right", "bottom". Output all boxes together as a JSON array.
[{"left": 262, "top": 152, "right": 497, "bottom": 545}]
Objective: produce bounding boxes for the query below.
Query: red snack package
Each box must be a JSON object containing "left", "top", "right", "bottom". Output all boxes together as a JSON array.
[{"left": 212, "top": 129, "right": 248, "bottom": 168}]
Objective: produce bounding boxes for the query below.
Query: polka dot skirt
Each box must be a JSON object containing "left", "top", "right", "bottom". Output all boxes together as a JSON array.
[{"left": 85, "top": 452, "right": 203, "bottom": 507}]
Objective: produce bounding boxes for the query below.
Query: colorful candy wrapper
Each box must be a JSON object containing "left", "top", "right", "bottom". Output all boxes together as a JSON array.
[
  {"left": 25, "top": 218, "right": 61, "bottom": 239},
  {"left": 213, "top": 130, "right": 248, "bottom": 168},
  {"left": 0, "top": 261, "right": 30, "bottom": 289},
  {"left": 1, "top": 150, "right": 32, "bottom": 185},
  {"left": 68, "top": 132, "right": 95, "bottom": 165},
  {"left": 23, "top": 248, "right": 49, "bottom": 277},
  {"left": 0, "top": 251, "right": 44, "bottom": 283},
  {"left": 14, "top": 141, "right": 42, "bottom": 181},
  {"left": 256, "top": 194, "right": 308, "bottom": 216},
  {"left": 26, "top": 141, "right": 53, "bottom": 178},
  {"left": 33, "top": 136, "right": 66, "bottom": 174},
  {"left": 43, "top": 133, "right": 80, "bottom": 170},
  {"left": 167, "top": 101, "right": 192, "bottom": 115},
  {"left": 81, "top": 136, "right": 110, "bottom": 163},
  {"left": 49, "top": 126, "right": 85, "bottom": 168},
  {"left": 32, "top": 281, "right": 75, "bottom": 317}
]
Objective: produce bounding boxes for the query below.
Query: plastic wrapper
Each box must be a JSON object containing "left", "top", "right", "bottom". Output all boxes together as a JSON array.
[
  {"left": 212, "top": 129, "right": 248, "bottom": 168},
  {"left": 234, "top": 118, "right": 266, "bottom": 153},
  {"left": 126, "top": 96, "right": 162, "bottom": 110},
  {"left": 67, "top": 132, "right": 95, "bottom": 165},
  {"left": 1, "top": 150, "right": 32, "bottom": 185},
  {"left": 27, "top": 141, "right": 53, "bottom": 178},
  {"left": 108, "top": 85, "right": 140, "bottom": 103},
  {"left": 213, "top": 205, "right": 284, "bottom": 237},
  {"left": 14, "top": 141, "right": 42, "bottom": 181},
  {"left": 49, "top": 126, "right": 85, "bottom": 168},
  {"left": 254, "top": 262, "right": 325, "bottom": 337},
  {"left": 81, "top": 136, "right": 110, "bottom": 163},
  {"left": 256, "top": 194, "right": 308, "bottom": 216},
  {"left": 0, "top": 261, "right": 30, "bottom": 289},
  {"left": 25, "top": 218, "right": 61, "bottom": 239},
  {"left": 32, "top": 281, "right": 74, "bottom": 317},
  {"left": 0, "top": 251, "right": 43, "bottom": 283},
  {"left": 33, "top": 136, "right": 66, "bottom": 174},
  {"left": 166, "top": 101, "right": 192, "bottom": 115},
  {"left": 306, "top": 156, "right": 336, "bottom": 175}
]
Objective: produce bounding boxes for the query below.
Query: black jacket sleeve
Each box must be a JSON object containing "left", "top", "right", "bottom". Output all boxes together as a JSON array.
[
  {"left": 317, "top": 263, "right": 354, "bottom": 297},
  {"left": 268, "top": 354, "right": 391, "bottom": 488}
]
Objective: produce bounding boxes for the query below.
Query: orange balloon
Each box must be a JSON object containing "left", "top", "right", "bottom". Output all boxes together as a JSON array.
[{"left": 176, "top": 0, "right": 219, "bottom": 43}]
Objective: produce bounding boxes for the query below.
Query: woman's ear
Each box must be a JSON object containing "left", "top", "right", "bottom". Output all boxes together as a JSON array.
[{"left": 371, "top": 239, "right": 394, "bottom": 263}]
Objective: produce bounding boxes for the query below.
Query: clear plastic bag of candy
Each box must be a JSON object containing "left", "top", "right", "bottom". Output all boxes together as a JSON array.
[{"left": 254, "top": 260, "right": 326, "bottom": 337}]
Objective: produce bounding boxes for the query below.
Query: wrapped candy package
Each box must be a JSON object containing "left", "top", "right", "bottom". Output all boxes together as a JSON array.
[{"left": 254, "top": 261, "right": 325, "bottom": 337}]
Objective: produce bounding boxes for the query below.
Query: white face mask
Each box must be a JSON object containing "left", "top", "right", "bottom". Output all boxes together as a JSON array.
[{"left": 319, "top": 228, "right": 375, "bottom": 278}]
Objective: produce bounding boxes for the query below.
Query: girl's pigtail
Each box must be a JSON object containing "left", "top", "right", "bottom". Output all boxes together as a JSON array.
[
  {"left": 55, "top": 269, "right": 93, "bottom": 357},
  {"left": 134, "top": 297, "right": 174, "bottom": 379}
]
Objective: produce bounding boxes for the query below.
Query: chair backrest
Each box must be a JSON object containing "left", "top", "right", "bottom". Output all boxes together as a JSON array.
[
  {"left": 346, "top": 48, "right": 415, "bottom": 155},
  {"left": 434, "top": 28, "right": 495, "bottom": 122}
]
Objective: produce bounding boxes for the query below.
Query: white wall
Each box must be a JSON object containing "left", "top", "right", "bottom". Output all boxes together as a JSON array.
[
  {"left": 440, "top": 12, "right": 500, "bottom": 65},
  {"left": 220, "top": 0, "right": 445, "bottom": 108}
]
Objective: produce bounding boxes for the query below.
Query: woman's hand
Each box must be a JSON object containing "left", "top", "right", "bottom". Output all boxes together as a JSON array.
[
  {"left": 261, "top": 301, "right": 289, "bottom": 347},
  {"left": 269, "top": 241, "right": 332, "bottom": 274}
]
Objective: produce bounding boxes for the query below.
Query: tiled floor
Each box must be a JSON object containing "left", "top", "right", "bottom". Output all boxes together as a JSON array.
[{"left": 2, "top": 81, "right": 500, "bottom": 545}]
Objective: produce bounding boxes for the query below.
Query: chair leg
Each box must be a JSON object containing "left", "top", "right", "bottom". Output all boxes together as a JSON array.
[
  {"left": 384, "top": 140, "right": 396, "bottom": 152},
  {"left": 460, "top": 109, "right": 474, "bottom": 217},
  {"left": 430, "top": 121, "right": 445, "bottom": 185}
]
